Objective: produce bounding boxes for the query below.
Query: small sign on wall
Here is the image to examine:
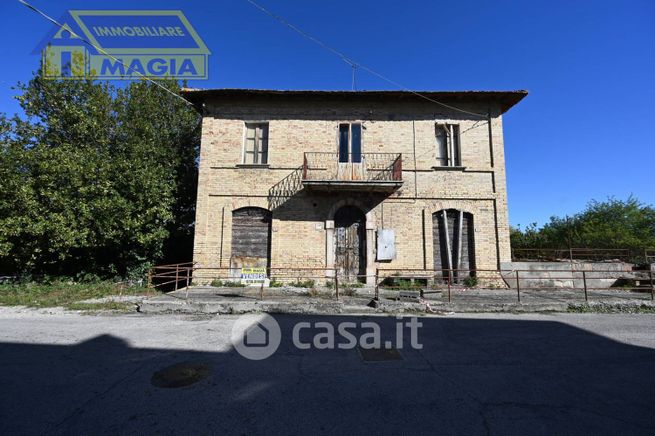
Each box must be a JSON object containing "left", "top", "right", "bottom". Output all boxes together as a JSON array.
[
  {"left": 241, "top": 267, "right": 269, "bottom": 286},
  {"left": 377, "top": 229, "right": 396, "bottom": 261}
]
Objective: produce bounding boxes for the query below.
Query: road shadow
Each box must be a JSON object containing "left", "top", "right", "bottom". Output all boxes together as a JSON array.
[{"left": 1, "top": 315, "right": 655, "bottom": 435}]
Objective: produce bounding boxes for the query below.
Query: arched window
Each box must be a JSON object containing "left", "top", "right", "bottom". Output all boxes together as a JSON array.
[
  {"left": 231, "top": 207, "right": 272, "bottom": 269},
  {"left": 432, "top": 209, "right": 475, "bottom": 282}
]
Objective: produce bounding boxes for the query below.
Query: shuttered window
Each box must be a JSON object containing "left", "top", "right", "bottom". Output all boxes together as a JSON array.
[{"left": 244, "top": 123, "right": 269, "bottom": 164}]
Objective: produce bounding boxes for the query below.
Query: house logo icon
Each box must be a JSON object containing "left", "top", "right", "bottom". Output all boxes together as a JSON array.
[
  {"left": 231, "top": 314, "right": 281, "bottom": 360},
  {"left": 244, "top": 323, "right": 269, "bottom": 347}
]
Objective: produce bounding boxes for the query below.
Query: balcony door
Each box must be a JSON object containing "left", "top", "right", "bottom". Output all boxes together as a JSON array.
[{"left": 338, "top": 123, "right": 363, "bottom": 180}]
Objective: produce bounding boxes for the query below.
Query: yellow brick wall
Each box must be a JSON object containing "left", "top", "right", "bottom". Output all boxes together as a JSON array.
[{"left": 193, "top": 97, "right": 512, "bottom": 281}]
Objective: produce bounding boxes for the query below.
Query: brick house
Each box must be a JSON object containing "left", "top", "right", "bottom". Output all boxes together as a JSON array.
[{"left": 182, "top": 89, "right": 527, "bottom": 285}]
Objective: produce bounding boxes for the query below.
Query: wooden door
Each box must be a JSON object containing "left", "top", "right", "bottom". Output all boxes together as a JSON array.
[
  {"left": 432, "top": 209, "right": 475, "bottom": 283},
  {"left": 335, "top": 206, "right": 365, "bottom": 282},
  {"left": 231, "top": 207, "right": 272, "bottom": 270}
]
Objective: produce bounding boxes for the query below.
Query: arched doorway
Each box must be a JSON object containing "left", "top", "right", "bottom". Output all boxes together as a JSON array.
[
  {"left": 334, "top": 205, "right": 366, "bottom": 283},
  {"left": 432, "top": 209, "right": 475, "bottom": 282}
]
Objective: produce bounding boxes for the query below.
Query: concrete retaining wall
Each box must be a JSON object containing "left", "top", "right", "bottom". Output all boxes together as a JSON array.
[{"left": 500, "top": 261, "right": 634, "bottom": 289}]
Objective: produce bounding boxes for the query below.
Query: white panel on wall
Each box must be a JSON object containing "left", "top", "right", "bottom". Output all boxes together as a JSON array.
[{"left": 377, "top": 229, "right": 396, "bottom": 261}]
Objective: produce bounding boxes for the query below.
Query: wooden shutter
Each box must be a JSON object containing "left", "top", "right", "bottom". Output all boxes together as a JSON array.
[
  {"left": 231, "top": 208, "right": 271, "bottom": 259},
  {"left": 432, "top": 209, "right": 475, "bottom": 281}
]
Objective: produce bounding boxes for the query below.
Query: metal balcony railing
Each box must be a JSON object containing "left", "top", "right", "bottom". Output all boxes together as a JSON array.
[{"left": 302, "top": 152, "right": 402, "bottom": 182}]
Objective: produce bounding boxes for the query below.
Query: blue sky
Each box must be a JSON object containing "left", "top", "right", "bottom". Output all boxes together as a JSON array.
[{"left": 1, "top": 0, "right": 654, "bottom": 227}]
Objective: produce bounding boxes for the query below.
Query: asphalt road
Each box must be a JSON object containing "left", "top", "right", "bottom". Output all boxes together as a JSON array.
[{"left": 1, "top": 307, "right": 655, "bottom": 435}]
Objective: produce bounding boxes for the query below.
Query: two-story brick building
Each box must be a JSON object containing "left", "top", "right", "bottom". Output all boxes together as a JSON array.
[{"left": 182, "top": 88, "right": 527, "bottom": 285}]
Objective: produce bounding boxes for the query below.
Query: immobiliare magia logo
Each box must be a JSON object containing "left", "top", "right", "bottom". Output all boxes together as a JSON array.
[{"left": 33, "top": 10, "right": 210, "bottom": 80}]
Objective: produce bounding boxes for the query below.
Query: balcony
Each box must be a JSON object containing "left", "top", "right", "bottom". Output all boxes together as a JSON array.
[{"left": 301, "top": 152, "right": 403, "bottom": 193}]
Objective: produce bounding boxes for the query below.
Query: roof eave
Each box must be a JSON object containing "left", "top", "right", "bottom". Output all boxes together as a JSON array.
[{"left": 181, "top": 88, "right": 528, "bottom": 114}]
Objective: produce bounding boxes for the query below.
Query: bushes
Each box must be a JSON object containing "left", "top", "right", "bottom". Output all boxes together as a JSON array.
[{"left": 463, "top": 276, "right": 478, "bottom": 288}]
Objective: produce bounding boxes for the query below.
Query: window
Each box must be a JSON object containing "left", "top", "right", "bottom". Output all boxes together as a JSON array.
[
  {"left": 338, "top": 123, "right": 362, "bottom": 163},
  {"left": 243, "top": 123, "right": 268, "bottom": 164},
  {"left": 435, "top": 124, "right": 461, "bottom": 167}
]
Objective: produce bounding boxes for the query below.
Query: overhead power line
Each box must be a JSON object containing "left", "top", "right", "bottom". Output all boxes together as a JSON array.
[
  {"left": 16, "top": 0, "right": 196, "bottom": 109},
  {"left": 244, "top": 0, "right": 488, "bottom": 119},
  {"left": 18, "top": 0, "right": 489, "bottom": 119}
]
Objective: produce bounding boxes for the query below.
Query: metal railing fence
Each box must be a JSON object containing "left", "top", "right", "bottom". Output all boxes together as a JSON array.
[
  {"left": 148, "top": 263, "right": 655, "bottom": 304},
  {"left": 512, "top": 247, "right": 655, "bottom": 264}
]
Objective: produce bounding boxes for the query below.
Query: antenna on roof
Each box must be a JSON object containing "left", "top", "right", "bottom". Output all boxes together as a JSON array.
[{"left": 244, "top": 0, "right": 488, "bottom": 118}]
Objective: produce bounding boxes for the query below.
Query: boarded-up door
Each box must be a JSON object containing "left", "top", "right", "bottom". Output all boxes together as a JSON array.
[
  {"left": 231, "top": 207, "right": 272, "bottom": 270},
  {"left": 335, "top": 206, "right": 366, "bottom": 282},
  {"left": 432, "top": 209, "right": 475, "bottom": 282}
]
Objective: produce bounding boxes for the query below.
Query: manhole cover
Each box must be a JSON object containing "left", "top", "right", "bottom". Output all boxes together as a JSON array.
[
  {"left": 151, "top": 362, "right": 211, "bottom": 388},
  {"left": 358, "top": 346, "right": 403, "bottom": 362}
]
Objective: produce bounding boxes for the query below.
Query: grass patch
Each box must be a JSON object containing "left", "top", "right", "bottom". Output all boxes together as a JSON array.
[
  {"left": 567, "top": 303, "right": 655, "bottom": 314},
  {"left": 66, "top": 301, "right": 135, "bottom": 312},
  {"left": 290, "top": 279, "right": 315, "bottom": 288},
  {"left": 338, "top": 282, "right": 365, "bottom": 296},
  {"left": 339, "top": 287, "right": 357, "bottom": 297},
  {"left": 381, "top": 277, "right": 423, "bottom": 290},
  {"left": 0, "top": 281, "right": 156, "bottom": 309},
  {"left": 303, "top": 288, "right": 320, "bottom": 297},
  {"left": 210, "top": 279, "right": 246, "bottom": 288}
]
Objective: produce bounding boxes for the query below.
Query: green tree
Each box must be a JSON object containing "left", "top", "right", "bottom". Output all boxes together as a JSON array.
[
  {"left": 0, "top": 71, "right": 200, "bottom": 279},
  {"left": 512, "top": 197, "right": 655, "bottom": 252},
  {"left": 510, "top": 223, "right": 545, "bottom": 249}
]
